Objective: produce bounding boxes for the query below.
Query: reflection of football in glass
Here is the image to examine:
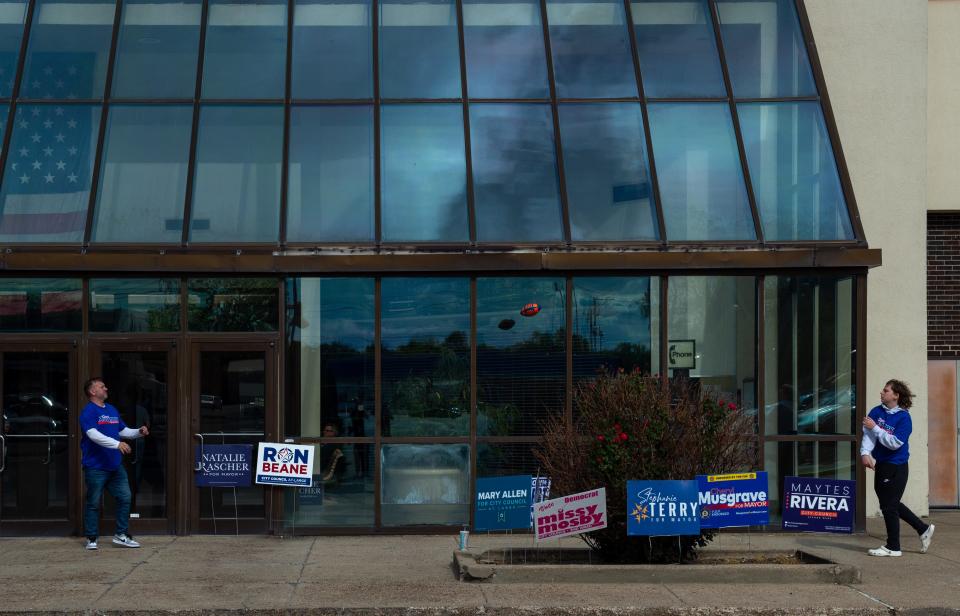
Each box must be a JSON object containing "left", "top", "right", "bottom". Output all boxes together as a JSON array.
[
  {"left": 520, "top": 303, "right": 540, "bottom": 317},
  {"left": 498, "top": 318, "right": 515, "bottom": 330}
]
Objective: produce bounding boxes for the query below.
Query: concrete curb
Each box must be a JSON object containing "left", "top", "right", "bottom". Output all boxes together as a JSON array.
[{"left": 0, "top": 609, "right": 908, "bottom": 616}]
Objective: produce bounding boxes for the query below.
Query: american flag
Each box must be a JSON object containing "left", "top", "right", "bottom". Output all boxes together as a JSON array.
[{"left": 0, "top": 54, "right": 96, "bottom": 239}]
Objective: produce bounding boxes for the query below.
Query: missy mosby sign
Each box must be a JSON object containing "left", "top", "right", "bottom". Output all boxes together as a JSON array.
[
  {"left": 195, "top": 444, "right": 252, "bottom": 487},
  {"left": 255, "top": 443, "right": 315, "bottom": 487},
  {"left": 782, "top": 476, "right": 855, "bottom": 533},
  {"left": 627, "top": 480, "right": 700, "bottom": 536},
  {"left": 534, "top": 487, "right": 607, "bottom": 542}
]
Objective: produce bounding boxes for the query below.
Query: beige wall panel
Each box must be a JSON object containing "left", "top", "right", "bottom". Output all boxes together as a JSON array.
[
  {"left": 805, "top": 0, "right": 929, "bottom": 516},
  {"left": 927, "top": 360, "right": 958, "bottom": 506},
  {"left": 928, "top": 0, "right": 960, "bottom": 210}
]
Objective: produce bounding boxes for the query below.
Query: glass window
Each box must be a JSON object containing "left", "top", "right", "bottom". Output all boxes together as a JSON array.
[
  {"left": 477, "top": 277, "right": 565, "bottom": 436},
  {"left": 381, "top": 104, "right": 467, "bottom": 242},
  {"left": 292, "top": 0, "right": 372, "bottom": 99},
  {"left": 381, "top": 278, "right": 470, "bottom": 437},
  {"left": 91, "top": 105, "right": 192, "bottom": 243},
  {"left": 285, "top": 442, "right": 374, "bottom": 527},
  {"left": 189, "top": 105, "right": 282, "bottom": 243},
  {"left": 20, "top": 0, "right": 114, "bottom": 100},
  {"left": 572, "top": 277, "right": 659, "bottom": 387},
  {"left": 463, "top": 0, "right": 548, "bottom": 99},
  {"left": 559, "top": 102, "right": 657, "bottom": 241},
  {"left": 287, "top": 106, "right": 374, "bottom": 243},
  {"left": 716, "top": 0, "right": 816, "bottom": 98},
  {"left": 111, "top": 0, "right": 202, "bottom": 98},
  {"left": 763, "top": 275, "right": 855, "bottom": 436},
  {"left": 285, "top": 277, "right": 375, "bottom": 438},
  {"left": 0, "top": 103, "right": 100, "bottom": 243},
  {"left": 0, "top": 1, "right": 28, "bottom": 98},
  {"left": 89, "top": 278, "right": 181, "bottom": 332},
  {"left": 379, "top": 0, "right": 461, "bottom": 99},
  {"left": 667, "top": 276, "right": 756, "bottom": 418},
  {"left": 187, "top": 278, "right": 279, "bottom": 331},
  {"left": 738, "top": 102, "right": 853, "bottom": 241},
  {"left": 647, "top": 103, "right": 755, "bottom": 241},
  {"left": 0, "top": 278, "right": 81, "bottom": 331},
  {"left": 381, "top": 444, "right": 469, "bottom": 526},
  {"left": 631, "top": 0, "right": 725, "bottom": 98},
  {"left": 477, "top": 442, "right": 541, "bottom": 477},
  {"left": 546, "top": 0, "right": 637, "bottom": 98},
  {"left": 470, "top": 103, "right": 562, "bottom": 242},
  {"left": 765, "top": 441, "right": 854, "bottom": 522},
  {"left": 201, "top": 0, "right": 287, "bottom": 99}
]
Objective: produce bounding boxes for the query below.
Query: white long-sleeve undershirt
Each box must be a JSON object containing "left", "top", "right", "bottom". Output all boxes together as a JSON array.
[
  {"left": 85, "top": 426, "right": 142, "bottom": 450},
  {"left": 860, "top": 405, "right": 904, "bottom": 455}
]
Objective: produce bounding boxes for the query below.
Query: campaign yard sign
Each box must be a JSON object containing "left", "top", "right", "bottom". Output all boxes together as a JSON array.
[
  {"left": 530, "top": 476, "right": 551, "bottom": 527},
  {"left": 627, "top": 480, "right": 700, "bottom": 536},
  {"left": 534, "top": 487, "right": 607, "bottom": 542},
  {"left": 474, "top": 475, "right": 533, "bottom": 531},
  {"left": 782, "top": 476, "right": 855, "bottom": 533},
  {"left": 195, "top": 444, "right": 253, "bottom": 487},
  {"left": 298, "top": 477, "right": 324, "bottom": 506},
  {"left": 255, "top": 443, "right": 315, "bottom": 487},
  {"left": 697, "top": 472, "right": 770, "bottom": 529}
]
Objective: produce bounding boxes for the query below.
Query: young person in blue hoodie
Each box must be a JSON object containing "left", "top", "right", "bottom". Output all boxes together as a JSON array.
[{"left": 860, "top": 379, "right": 934, "bottom": 556}]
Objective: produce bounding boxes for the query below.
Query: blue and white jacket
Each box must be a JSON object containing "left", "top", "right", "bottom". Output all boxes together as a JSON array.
[{"left": 860, "top": 404, "right": 911, "bottom": 465}]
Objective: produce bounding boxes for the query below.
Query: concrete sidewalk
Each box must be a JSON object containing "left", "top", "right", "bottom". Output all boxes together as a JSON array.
[{"left": 2, "top": 510, "right": 959, "bottom": 615}]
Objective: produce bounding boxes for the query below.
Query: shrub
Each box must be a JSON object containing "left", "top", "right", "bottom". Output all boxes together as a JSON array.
[{"left": 534, "top": 369, "right": 757, "bottom": 563}]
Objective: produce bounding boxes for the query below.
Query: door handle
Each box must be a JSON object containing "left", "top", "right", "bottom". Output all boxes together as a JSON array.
[
  {"left": 194, "top": 433, "right": 204, "bottom": 471},
  {"left": 42, "top": 433, "right": 52, "bottom": 465},
  {"left": 0, "top": 433, "right": 5, "bottom": 473}
]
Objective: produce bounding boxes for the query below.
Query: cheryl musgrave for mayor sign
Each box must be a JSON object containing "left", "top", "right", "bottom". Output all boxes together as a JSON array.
[
  {"left": 195, "top": 444, "right": 253, "bottom": 487},
  {"left": 474, "top": 475, "right": 533, "bottom": 531},
  {"left": 534, "top": 488, "right": 607, "bottom": 541},
  {"left": 697, "top": 472, "right": 769, "bottom": 529},
  {"left": 627, "top": 480, "right": 700, "bottom": 535},
  {"left": 255, "top": 443, "right": 315, "bottom": 487},
  {"left": 782, "top": 476, "right": 855, "bottom": 533}
]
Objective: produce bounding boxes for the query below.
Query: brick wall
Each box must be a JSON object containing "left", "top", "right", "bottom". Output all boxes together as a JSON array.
[{"left": 928, "top": 213, "right": 960, "bottom": 357}]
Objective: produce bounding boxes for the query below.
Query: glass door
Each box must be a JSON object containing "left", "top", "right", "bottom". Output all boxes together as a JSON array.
[
  {"left": 0, "top": 347, "right": 76, "bottom": 536},
  {"left": 190, "top": 342, "right": 276, "bottom": 533},
  {"left": 91, "top": 342, "right": 176, "bottom": 534}
]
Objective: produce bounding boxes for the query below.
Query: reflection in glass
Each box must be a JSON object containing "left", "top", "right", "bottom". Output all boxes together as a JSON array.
[
  {"left": 187, "top": 278, "right": 279, "bottom": 332},
  {"left": 292, "top": 0, "right": 372, "bottom": 99},
  {"left": 477, "top": 442, "right": 541, "bottom": 477},
  {"left": 546, "top": 0, "right": 637, "bottom": 98},
  {"left": 738, "top": 102, "right": 853, "bottom": 241},
  {"left": 647, "top": 103, "right": 755, "bottom": 241},
  {"left": 0, "top": 104, "right": 100, "bottom": 243},
  {"left": 463, "top": 0, "right": 548, "bottom": 98},
  {"left": 379, "top": 0, "right": 461, "bottom": 99},
  {"left": 101, "top": 351, "right": 169, "bottom": 519},
  {"left": 189, "top": 105, "right": 282, "bottom": 242},
  {"left": 667, "top": 276, "right": 755, "bottom": 417},
  {"left": 89, "top": 278, "right": 181, "bottom": 332},
  {"left": 381, "top": 105, "right": 467, "bottom": 242},
  {"left": 1, "top": 352, "right": 70, "bottom": 521},
  {"left": 202, "top": 0, "right": 287, "bottom": 98},
  {"left": 631, "top": 0, "right": 724, "bottom": 98},
  {"left": 559, "top": 103, "right": 657, "bottom": 241},
  {"left": 198, "top": 350, "right": 266, "bottom": 520},
  {"left": 285, "top": 278, "right": 374, "bottom": 437},
  {"left": 284, "top": 442, "right": 374, "bottom": 527},
  {"left": 716, "top": 0, "right": 816, "bottom": 98},
  {"left": 92, "top": 105, "right": 192, "bottom": 243},
  {"left": 112, "top": 0, "right": 202, "bottom": 98},
  {"left": 0, "top": 278, "right": 81, "bottom": 331},
  {"left": 470, "top": 104, "right": 562, "bottom": 242},
  {"left": 381, "top": 278, "right": 470, "bottom": 437},
  {"left": 20, "top": 0, "right": 114, "bottom": 99},
  {"left": 477, "top": 277, "right": 565, "bottom": 436},
  {"left": 287, "top": 106, "right": 374, "bottom": 242},
  {"left": 764, "top": 440, "right": 853, "bottom": 522},
  {"left": 764, "top": 276, "right": 855, "bottom": 436},
  {"left": 0, "top": 1, "right": 28, "bottom": 98},
  {"left": 381, "top": 444, "right": 469, "bottom": 526}
]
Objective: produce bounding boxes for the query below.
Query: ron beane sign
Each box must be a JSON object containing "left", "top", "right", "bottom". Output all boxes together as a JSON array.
[
  {"left": 255, "top": 443, "right": 315, "bottom": 487},
  {"left": 668, "top": 340, "right": 696, "bottom": 369}
]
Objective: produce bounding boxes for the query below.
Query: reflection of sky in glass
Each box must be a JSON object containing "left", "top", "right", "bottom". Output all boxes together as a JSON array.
[
  {"left": 463, "top": 0, "right": 549, "bottom": 98},
  {"left": 381, "top": 278, "right": 470, "bottom": 347},
  {"left": 477, "top": 277, "right": 565, "bottom": 347},
  {"left": 290, "top": 278, "right": 374, "bottom": 350},
  {"left": 573, "top": 277, "right": 652, "bottom": 350},
  {"left": 379, "top": 0, "right": 461, "bottom": 98}
]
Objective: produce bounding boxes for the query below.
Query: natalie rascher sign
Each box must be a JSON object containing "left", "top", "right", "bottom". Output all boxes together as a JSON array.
[
  {"left": 194, "top": 444, "right": 252, "bottom": 487},
  {"left": 255, "top": 443, "right": 315, "bottom": 487},
  {"left": 696, "top": 472, "right": 769, "bottom": 529},
  {"left": 627, "top": 480, "right": 700, "bottom": 536},
  {"left": 534, "top": 487, "right": 607, "bottom": 542},
  {"left": 474, "top": 475, "right": 533, "bottom": 531},
  {"left": 782, "top": 476, "right": 855, "bottom": 533}
]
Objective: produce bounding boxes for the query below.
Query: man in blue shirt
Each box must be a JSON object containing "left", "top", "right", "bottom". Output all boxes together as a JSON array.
[{"left": 80, "top": 378, "right": 149, "bottom": 550}]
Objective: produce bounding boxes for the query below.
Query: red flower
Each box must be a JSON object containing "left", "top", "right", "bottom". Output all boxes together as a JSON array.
[
  {"left": 619, "top": 433, "right": 629, "bottom": 442},
  {"left": 728, "top": 402, "right": 737, "bottom": 410},
  {"left": 613, "top": 423, "right": 622, "bottom": 432},
  {"left": 597, "top": 434, "right": 605, "bottom": 442}
]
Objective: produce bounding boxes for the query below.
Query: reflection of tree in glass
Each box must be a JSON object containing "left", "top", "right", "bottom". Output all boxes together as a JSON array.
[
  {"left": 189, "top": 278, "right": 278, "bottom": 331},
  {"left": 388, "top": 332, "right": 469, "bottom": 419}
]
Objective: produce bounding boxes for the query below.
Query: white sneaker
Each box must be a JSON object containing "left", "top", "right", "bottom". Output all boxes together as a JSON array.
[
  {"left": 112, "top": 533, "right": 140, "bottom": 548},
  {"left": 85, "top": 539, "right": 98, "bottom": 550},
  {"left": 920, "top": 524, "right": 935, "bottom": 553},
  {"left": 868, "top": 545, "right": 902, "bottom": 557}
]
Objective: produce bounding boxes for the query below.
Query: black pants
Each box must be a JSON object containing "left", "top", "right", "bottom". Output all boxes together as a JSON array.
[{"left": 874, "top": 461, "right": 927, "bottom": 550}]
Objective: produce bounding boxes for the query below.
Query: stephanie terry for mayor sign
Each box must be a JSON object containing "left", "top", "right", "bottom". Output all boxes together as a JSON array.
[
  {"left": 627, "top": 480, "right": 700, "bottom": 536},
  {"left": 534, "top": 487, "right": 607, "bottom": 542},
  {"left": 255, "top": 443, "right": 315, "bottom": 487},
  {"left": 782, "top": 476, "right": 855, "bottom": 533}
]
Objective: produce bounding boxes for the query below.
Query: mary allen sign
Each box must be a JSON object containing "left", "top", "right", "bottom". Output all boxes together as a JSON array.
[{"left": 255, "top": 442, "right": 315, "bottom": 487}]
